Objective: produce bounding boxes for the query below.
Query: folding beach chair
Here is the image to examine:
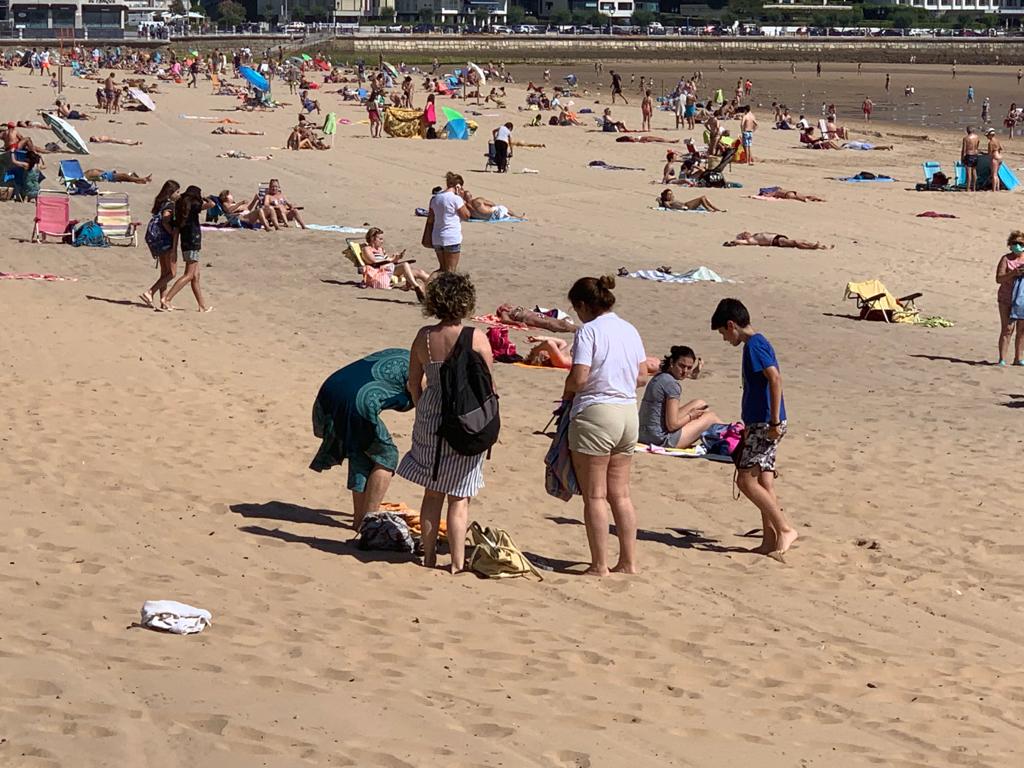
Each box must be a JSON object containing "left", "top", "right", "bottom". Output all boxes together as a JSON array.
[
  {"left": 31, "top": 190, "right": 70, "bottom": 243},
  {"left": 844, "top": 279, "right": 922, "bottom": 324},
  {"left": 95, "top": 192, "right": 139, "bottom": 247},
  {"left": 922, "top": 161, "right": 942, "bottom": 184},
  {"left": 58, "top": 159, "right": 85, "bottom": 193},
  {"left": 485, "top": 141, "right": 498, "bottom": 171}
]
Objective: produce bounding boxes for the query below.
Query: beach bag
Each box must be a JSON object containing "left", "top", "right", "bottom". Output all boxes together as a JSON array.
[
  {"left": 702, "top": 170, "right": 725, "bottom": 188},
  {"left": 433, "top": 326, "right": 501, "bottom": 479},
  {"left": 929, "top": 171, "right": 949, "bottom": 188},
  {"left": 421, "top": 211, "right": 434, "bottom": 249},
  {"left": 71, "top": 178, "right": 98, "bottom": 196},
  {"left": 357, "top": 512, "right": 416, "bottom": 553},
  {"left": 72, "top": 220, "right": 108, "bottom": 248},
  {"left": 729, "top": 423, "right": 748, "bottom": 468},
  {"left": 544, "top": 400, "right": 579, "bottom": 501},
  {"left": 1011, "top": 276, "right": 1024, "bottom": 321},
  {"left": 465, "top": 522, "right": 542, "bottom": 580},
  {"left": 485, "top": 326, "right": 518, "bottom": 362},
  {"left": 144, "top": 212, "right": 172, "bottom": 255}
]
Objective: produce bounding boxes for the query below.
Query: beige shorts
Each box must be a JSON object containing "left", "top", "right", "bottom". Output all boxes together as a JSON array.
[{"left": 569, "top": 403, "right": 638, "bottom": 456}]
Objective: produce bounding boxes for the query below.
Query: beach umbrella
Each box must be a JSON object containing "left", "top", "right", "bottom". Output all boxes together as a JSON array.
[
  {"left": 467, "top": 62, "right": 486, "bottom": 84},
  {"left": 445, "top": 118, "right": 469, "bottom": 140},
  {"left": 441, "top": 106, "right": 464, "bottom": 123},
  {"left": 382, "top": 61, "right": 399, "bottom": 79},
  {"left": 239, "top": 65, "right": 270, "bottom": 93},
  {"left": 301, "top": 54, "right": 313, "bottom": 62},
  {"left": 42, "top": 112, "right": 89, "bottom": 154}
]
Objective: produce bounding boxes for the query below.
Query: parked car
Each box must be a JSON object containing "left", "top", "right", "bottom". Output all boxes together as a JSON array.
[{"left": 412, "top": 23, "right": 434, "bottom": 33}]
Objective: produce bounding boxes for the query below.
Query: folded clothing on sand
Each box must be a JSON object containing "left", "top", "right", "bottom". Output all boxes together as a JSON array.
[
  {"left": 140, "top": 600, "right": 212, "bottom": 635},
  {"left": 838, "top": 172, "right": 895, "bottom": 183},
  {"left": 916, "top": 211, "right": 958, "bottom": 218}
]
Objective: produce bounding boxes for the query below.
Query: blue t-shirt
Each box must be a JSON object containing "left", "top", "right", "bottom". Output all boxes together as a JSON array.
[{"left": 742, "top": 333, "right": 786, "bottom": 424}]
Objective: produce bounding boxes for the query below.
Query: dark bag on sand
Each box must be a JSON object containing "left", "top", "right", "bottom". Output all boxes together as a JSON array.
[
  {"left": 433, "top": 326, "right": 501, "bottom": 479},
  {"left": 420, "top": 211, "right": 434, "bottom": 249},
  {"left": 701, "top": 171, "right": 725, "bottom": 188},
  {"left": 357, "top": 512, "right": 416, "bottom": 553}
]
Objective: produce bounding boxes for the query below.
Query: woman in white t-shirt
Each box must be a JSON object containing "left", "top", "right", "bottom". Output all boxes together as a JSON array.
[
  {"left": 562, "top": 275, "right": 647, "bottom": 577},
  {"left": 427, "top": 171, "right": 471, "bottom": 272}
]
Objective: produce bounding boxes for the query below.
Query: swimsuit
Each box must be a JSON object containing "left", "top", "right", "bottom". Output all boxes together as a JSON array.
[
  {"left": 965, "top": 154, "right": 978, "bottom": 168},
  {"left": 771, "top": 235, "right": 786, "bottom": 247},
  {"left": 741, "top": 130, "right": 753, "bottom": 147}
]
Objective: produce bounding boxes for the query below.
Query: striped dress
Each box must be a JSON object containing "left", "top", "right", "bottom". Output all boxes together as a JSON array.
[{"left": 397, "top": 333, "right": 485, "bottom": 497}]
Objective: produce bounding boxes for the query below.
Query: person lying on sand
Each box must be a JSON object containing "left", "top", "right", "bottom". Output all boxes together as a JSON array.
[
  {"left": 89, "top": 135, "right": 142, "bottom": 145},
  {"left": 85, "top": 169, "right": 151, "bottom": 184},
  {"left": 55, "top": 100, "right": 91, "bottom": 120},
  {"left": 617, "top": 135, "right": 680, "bottom": 144},
  {"left": 724, "top": 231, "right": 832, "bottom": 250},
  {"left": 460, "top": 189, "right": 523, "bottom": 221},
  {"left": 15, "top": 119, "right": 48, "bottom": 129},
  {"left": 659, "top": 188, "right": 725, "bottom": 212},
  {"left": 497, "top": 304, "right": 576, "bottom": 333},
  {"left": 217, "top": 150, "right": 273, "bottom": 160},
  {"left": 211, "top": 126, "right": 265, "bottom": 135},
  {"left": 760, "top": 189, "right": 825, "bottom": 202},
  {"left": 525, "top": 336, "right": 572, "bottom": 369}
]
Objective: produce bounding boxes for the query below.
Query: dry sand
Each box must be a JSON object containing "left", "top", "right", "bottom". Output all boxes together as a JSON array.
[{"left": 1, "top": 61, "right": 1023, "bottom": 768}]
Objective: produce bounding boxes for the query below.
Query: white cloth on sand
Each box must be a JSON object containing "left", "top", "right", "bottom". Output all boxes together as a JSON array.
[
  {"left": 626, "top": 266, "right": 731, "bottom": 284},
  {"left": 141, "top": 600, "right": 212, "bottom": 635}
]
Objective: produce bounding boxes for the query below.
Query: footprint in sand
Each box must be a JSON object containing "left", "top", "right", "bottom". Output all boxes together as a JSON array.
[
  {"left": 471, "top": 723, "right": 515, "bottom": 738},
  {"left": 549, "top": 749, "right": 592, "bottom": 768}
]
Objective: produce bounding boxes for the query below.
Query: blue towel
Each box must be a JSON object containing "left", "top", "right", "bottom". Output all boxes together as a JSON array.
[{"left": 1011, "top": 277, "right": 1024, "bottom": 320}]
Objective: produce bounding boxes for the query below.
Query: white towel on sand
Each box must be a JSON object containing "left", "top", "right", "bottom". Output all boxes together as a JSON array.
[
  {"left": 627, "top": 266, "right": 731, "bottom": 284},
  {"left": 141, "top": 600, "right": 212, "bottom": 635}
]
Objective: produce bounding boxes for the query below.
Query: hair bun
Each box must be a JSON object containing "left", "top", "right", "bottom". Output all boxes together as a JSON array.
[{"left": 598, "top": 275, "right": 616, "bottom": 291}]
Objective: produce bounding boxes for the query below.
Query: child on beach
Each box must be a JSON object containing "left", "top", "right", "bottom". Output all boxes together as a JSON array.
[
  {"left": 711, "top": 299, "right": 797, "bottom": 557},
  {"left": 160, "top": 185, "right": 214, "bottom": 312}
]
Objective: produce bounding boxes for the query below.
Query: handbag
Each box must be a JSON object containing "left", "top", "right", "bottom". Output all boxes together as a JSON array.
[
  {"left": 1011, "top": 275, "right": 1024, "bottom": 321},
  {"left": 420, "top": 211, "right": 434, "bottom": 249},
  {"left": 466, "top": 522, "right": 543, "bottom": 580}
]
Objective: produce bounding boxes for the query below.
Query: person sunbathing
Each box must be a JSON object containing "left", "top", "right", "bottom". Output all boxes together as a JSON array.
[
  {"left": 84, "top": 169, "right": 151, "bottom": 184},
  {"left": 217, "top": 150, "right": 273, "bottom": 160},
  {"left": 55, "top": 100, "right": 91, "bottom": 120},
  {"left": 616, "top": 135, "right": 679, "bottom": 144},
  {"left": 724, "top": 231, "right": 832, "bottom": 250},
  {"left": 497, "top": 304, "right": 576, "bottom": 333},
  {"left": 2, "top": 122, "right": 45, "bottom": 153},
  {"left": 460, "top": 189, "right": 523, "bottom": 221},
  {"left": 89, "top": 135, "right": 142, "bottom": 145},
  {"left": 360, "top": 227, "right": 430, "bottom": 301},
  {"left": 211, "top": 126, "right": 265, "bottom": 135},
  {"left": 601, "top": 108, "right": 627, "bottom": 132},
  {"left": 525, "top": 336, "right": 572, "bottom": 369},
  {"left": 761, "top": 189, "right": 826, "bottom": 202},
  {"left": 799, "top": 127, "right": 839, "bottom": 150},
  {"left": 659, "top": 188, "right": 724, "bottom": 212},
  {"left": 263, "top": 178, "right": 306, "bottom": 229},
  {"left": 218, "top": 189, "right": 273, "bottom": 230}
]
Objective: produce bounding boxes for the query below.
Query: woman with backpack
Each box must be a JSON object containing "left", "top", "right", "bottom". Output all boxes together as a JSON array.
[
  {"left": 159, "top": 185, "right": 215, "bottom": 312},
  {"left": 562, "top": 276, "right": 647, "bottom": 576},
  {"left": 397, "top": 272, "right": 496, "bottom": 573},
  {"left": 140, "top": 179, "right": 179, "bottom": 308}
]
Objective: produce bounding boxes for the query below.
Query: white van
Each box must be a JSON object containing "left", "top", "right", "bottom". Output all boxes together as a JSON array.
[{"left": 280, "top": 22, "right": 307, "bottom": 34}]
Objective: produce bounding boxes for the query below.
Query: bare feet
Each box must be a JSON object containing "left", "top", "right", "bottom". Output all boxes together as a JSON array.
[
  {"left": 749, "top": 542, "right": 776, "bottom": 555},
  {"left": 422, "top": 554, "right": 437, "bottom": 569},
  {"left": 582, "top": 565, "right": 609, "bottom": 577},
  {"left": 775, "top": 528, "right": 799, "bottom": 554},
  {"left": 199, "top": 306, "right": 214, "bottom": 312},
  {"left": 610, "top": 562, "right": 639, "bottom": 574},
  {"left": 138, "top": 291, "right": 153, "bottom": 307}
]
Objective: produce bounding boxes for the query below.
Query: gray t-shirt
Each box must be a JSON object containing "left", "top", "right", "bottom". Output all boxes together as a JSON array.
[{"left": 638, "top": 372, "right": 682, "bottom": 446}]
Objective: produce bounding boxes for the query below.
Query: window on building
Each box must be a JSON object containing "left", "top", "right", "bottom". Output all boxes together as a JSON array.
[
  {"left": 51, "top": 5, "right": 76, "bottom": 27},
  {"left": 617, "top": 1, "right": 631, "bottom": 8},
  {"left": 82, "top": 7, "right": 122, "bottom": 26},
  {"left": 14, "top": 7, "right": 49, "bottom": 28}
]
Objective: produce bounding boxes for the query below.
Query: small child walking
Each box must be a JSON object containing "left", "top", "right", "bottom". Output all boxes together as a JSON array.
[
  {"left": 160, "top": 185, "right": 214, "bottom": 312},
  {"left": 711, "top": 298, "right": 797, "bottom": 557}
]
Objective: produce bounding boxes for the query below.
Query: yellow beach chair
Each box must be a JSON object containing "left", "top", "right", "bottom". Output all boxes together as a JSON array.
[
  {"left": 95, "top": 192, "right": 138, "bottom": 247},
  {"left": 844, "top": 279, "right": 922, "bottom": 323}
]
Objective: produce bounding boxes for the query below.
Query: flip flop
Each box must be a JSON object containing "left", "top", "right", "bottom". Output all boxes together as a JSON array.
[{"left": 138, "top": 292, "right": 153, "bottom": 307}]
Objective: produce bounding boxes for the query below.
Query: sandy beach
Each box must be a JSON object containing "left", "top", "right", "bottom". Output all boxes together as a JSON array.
[{"left": 1, "top": 57, "right": 1023, "bottom": 768}]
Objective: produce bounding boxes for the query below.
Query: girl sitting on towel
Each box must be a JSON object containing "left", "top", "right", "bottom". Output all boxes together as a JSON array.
[{"left": 638, "top": 346, "right": 721, "bottom": 448}]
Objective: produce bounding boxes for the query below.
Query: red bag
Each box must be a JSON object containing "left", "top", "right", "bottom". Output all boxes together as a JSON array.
[{"left": 486, "top": 326, "right": 517, "bottom": 360}]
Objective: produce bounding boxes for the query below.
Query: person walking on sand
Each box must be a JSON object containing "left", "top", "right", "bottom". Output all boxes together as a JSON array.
[
  {"left": 397, "top": 272, "right": 495, "bottom": 573},
  {"left": 815, "top": 60, "right": 821, "bottom": 78},
  {"left": 140, "top": 179, "right": 179, "bottom": 308},
  {"left": 740, "top": 106, "right": 757, "bottom": 164},
  {"left": 610, "top": 70, "right": 627, "bottom": 105},
  {"left": 563, "top": 276, "right": 647, "bottom": 576},
  {"left": 962, "top": 126, "right": 980, "bottom": 192},
  {"left": 711, "top": 298, "right": 797, "bottom": 558},
  {"left": 995, "top": 231, "right": 1024, "bottom": 366},
  {"left": 967, "top": 84, "right": 975, "bottom": 104},
  {"left": 641, "top": 90, "right": 653, "bottom": 132},
  {"left": 862, "top": 97, "right": 873, "bottom": 122},
  {"left": 987, "top": 128, "right": 1004, "bottom": 192},
  {"left": 160, "top": 185, "right": 214, "bottom": 312}
]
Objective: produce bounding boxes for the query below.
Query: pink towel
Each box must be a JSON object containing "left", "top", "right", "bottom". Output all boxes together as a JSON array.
[{"left": 0, "top": 272, "right": 76, "bottom": 281}]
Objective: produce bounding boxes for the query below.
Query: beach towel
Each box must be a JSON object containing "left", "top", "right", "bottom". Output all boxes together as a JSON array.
[
  {"left": 653, "top": 206, "right": 706, "bottom": 213},
  {"left": 383, "top": 107, "right": 423, "bottom": 139},
  {"left": 589, "top": 160, "right": 644, "bottom": 171},
  {"left": 838, "top": 172, "right": 895, "bottom": 183},
  {"left": 467, "top": 216, "right": 527, "bottom": 223},
  {"left": 306, "top": 224, "right": 370, "bottom": 235},
  {"left": 472, "top": 313, "right": 529, "bottom": 331},
  {"left": 513, "top": 362, "right": 562, "bottom": 372},
  {"left": 637, "top": 443, "right": 733, "bottom": 463},
  {"left": 843, "top": 141, "right": 878, "bottom": 150},
  {"left": 625, "top": 267, "right": 730, "bottom": 284},
  {"left": 0, "top": 272, "right": 76, "bottom": 281},
  {"left": 544, "top": 401, "right": 579, "bottom": 501},
  {"left": 1011, "top": 277, "right": 1024, "bottom": 321},
  {"left": 140, "top": 600, "right": 212, "bottom": 635},
  {"left": 916, "top": 211, "right": 958, "bottom": 218}
]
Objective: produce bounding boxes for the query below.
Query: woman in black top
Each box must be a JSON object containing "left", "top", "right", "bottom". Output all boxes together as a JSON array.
[{"left": 160, "top": 185, "right": 214, "bottom": 312}]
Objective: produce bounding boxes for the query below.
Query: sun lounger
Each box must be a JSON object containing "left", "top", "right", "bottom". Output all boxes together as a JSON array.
[
  {"left": 58, "top": 159, "right": 85, "bottom": 193},
  {"left": 95, "top": 192, "right": 138, "bottom": 247},
  {"left": 844, "top": 279, "right": 922, "bottom": 323},
  {"left": 31, "top": 190, "right": 70, "bottom": 243}
]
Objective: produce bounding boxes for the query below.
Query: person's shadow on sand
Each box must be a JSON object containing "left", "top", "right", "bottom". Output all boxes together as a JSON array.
[
  {"left": 908, "top": 353, "right": 993, "bottom": 367},
  {"left": 545, "top": 515, "right": 747, "bottom": 554},
  {"left": 231, "top": 500, "right": 348, "bottom": 528}
]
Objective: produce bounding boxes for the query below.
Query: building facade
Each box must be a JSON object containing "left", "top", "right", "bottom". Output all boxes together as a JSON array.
[
  {"left": 542, "top": 0, "right": 635, "bottom": 19},
  {"left": 9, "top": 0, "right": 128, "bottom": 30},
  {"left": 879, "top": 0, "right": 999, "bottom": 11},
  {"left": 394, "top": 0, "right": 508, "bottom": 22}
]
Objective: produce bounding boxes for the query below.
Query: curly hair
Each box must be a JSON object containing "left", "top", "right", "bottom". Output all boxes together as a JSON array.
[
  {"left": 424, "top": 271, "right": 476, "bottom": 322},
  {"left": 1008, "top": 230, "right": 1024, "bottom": 246}
]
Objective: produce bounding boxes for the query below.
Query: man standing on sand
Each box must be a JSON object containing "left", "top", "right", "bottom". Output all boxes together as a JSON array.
[
  {"left": 816, "top": 60, "right": 821, "bottom": 78},
  {"left": 610, "top": 70, "right": 627, "bottom": 104},
  {"left": 740, "top": 107, "right": 757, "bottom": 165},
  {"left": 962, "top": 126, "right": 980, "bottom": 192},
  {"left": 862, "top": 97, "right": 873, "bottom": 122},
  {"left": 885, "top": 72, "right": 890, "bottom": 91},
  {"left": 1018, "top": 68, "right": 1022, "bottom": 87}
]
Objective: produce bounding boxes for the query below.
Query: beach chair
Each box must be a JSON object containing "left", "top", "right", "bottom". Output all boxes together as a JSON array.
[
  {"left": 58, "top": 159, "right": 85, "bottom": 193},
  {"left": 95, "top": 192, "right": 138, "bottom": 247},
  {"left": 31, "top": 190, "right": 70, "bottom": 243},
  {"left": 210, "top": 72, "right": 222, "bottom": 92},
  {"left": 922, "top": 161, "right": 942, "bottom": 184},
  {"left": 844, "top": 279, "right": 922, "bottom": 324},
  {"left": 485, "top": 141, "right": 498, "bottom": 171}
]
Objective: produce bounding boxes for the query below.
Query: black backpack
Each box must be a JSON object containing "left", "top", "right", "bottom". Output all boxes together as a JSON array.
[{"left": 433, "top": 326, "right": 500, "bottom": 479}]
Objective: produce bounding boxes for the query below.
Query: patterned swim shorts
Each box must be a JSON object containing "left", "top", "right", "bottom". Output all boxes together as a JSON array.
[{"left": 738, "top": 421, "right": 786, "bottom": 472}]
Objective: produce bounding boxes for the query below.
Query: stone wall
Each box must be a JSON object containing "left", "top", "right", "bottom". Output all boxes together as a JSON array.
[{"left": 328, "top": 35, "right": 1024, "bottom": 66}]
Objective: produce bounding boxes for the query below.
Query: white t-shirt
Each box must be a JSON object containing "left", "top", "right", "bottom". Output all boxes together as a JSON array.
[
  {"left": 495, "top": 124, "right": 511, "bottom": 143},
  {"left": 569, "top": 312, "right": 646, "bottom": 418},
  {"left": 430, "top": 190, "right": 464, "bottom": 247}
]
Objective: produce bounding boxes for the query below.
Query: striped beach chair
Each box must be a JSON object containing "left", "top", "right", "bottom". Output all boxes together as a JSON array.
[{"left": 95, "top": 192, "right": 138, "bottom": 247}]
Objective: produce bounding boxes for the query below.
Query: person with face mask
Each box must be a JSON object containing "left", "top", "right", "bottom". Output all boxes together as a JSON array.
[{"left": 996, "top": 230, "right": 1024, "bottom": 366}]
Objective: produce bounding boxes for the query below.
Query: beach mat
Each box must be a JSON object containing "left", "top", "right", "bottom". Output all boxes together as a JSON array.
[
  {"left": 636, "top": 443, "right": 733, "bottom": 463},
  {"left": 837, "top": 175, "right": 895, "bottom": 183},
  {"left": 625, "top": 267, "right": 731, "bottom": 284}
]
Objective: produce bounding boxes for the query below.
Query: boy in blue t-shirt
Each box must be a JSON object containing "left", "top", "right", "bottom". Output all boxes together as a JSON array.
[{"left": 711, "top": 298, "right": 798, "bottom": 557}]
